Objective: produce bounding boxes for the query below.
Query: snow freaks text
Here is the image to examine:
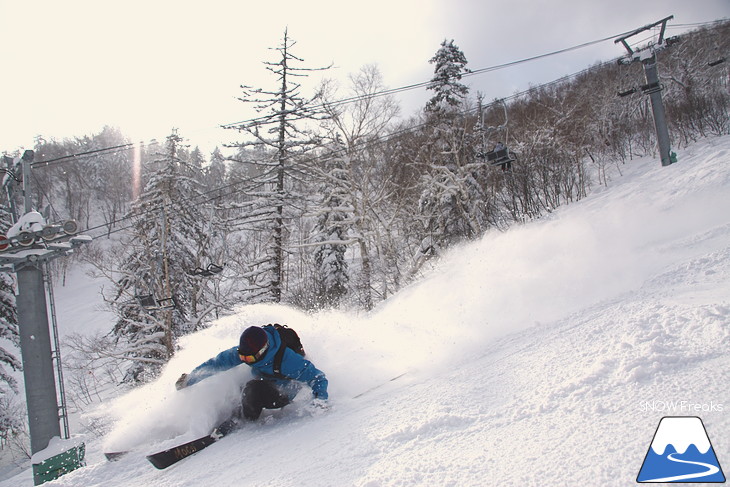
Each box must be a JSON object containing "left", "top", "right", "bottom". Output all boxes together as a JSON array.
[{"left": 639, "top": 401, "right": 724, "bottom": 413}]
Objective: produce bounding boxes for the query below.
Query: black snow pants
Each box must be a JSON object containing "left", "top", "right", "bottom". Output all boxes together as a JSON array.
[{"left": 241, "top": 379, "right": 291, "bottom": 420}]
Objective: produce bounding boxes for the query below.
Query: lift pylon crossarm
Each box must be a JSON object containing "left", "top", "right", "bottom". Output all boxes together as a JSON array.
[
  {"left": 0, "top": 236, "right": 92, "bottom": 273},
  {"left": 614, "top": 15, "right": 674, "bottom": 54},
  {"left": 640, "top": 81, "right": 663, "bottom": 94}
]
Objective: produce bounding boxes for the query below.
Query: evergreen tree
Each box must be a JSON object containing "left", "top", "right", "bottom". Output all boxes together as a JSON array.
[
  {"left": 225, "top": 28, "right": 329, "bottom": 304},
  {"left": 0, "top": 203, "right": 21, "bottom": 444},
  {"left": 33, "top": 127, "right": 135, "bottom": 236},
  {"left": 109, "top": 131, "right": 217, "bottom": 382},
  {"left": 186, "top": 146, "right": 206, "bottom": 180},
  {"left": 312, "top": 151, "right": 350, "bottom": 308},
  {"left": 426, "top": 39, "right": 470, "bottom": 115},
  {"left": 205, "top": 147, "right": 227, "bottom": 198},
  {"left": 419, "top": 39, "right": 479, "bottom": 248}
]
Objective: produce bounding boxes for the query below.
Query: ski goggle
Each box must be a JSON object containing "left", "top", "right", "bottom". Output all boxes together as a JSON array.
[{"left": 238, "top": 342, "right": 269, "bottom": 364}]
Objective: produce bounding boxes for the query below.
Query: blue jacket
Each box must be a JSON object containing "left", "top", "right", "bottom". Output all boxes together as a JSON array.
[{"left": 185, "top": 325, "right": 328, "bottom": 400}]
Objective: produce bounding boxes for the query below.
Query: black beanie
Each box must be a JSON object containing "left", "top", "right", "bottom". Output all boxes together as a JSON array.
[{"left": 238, "top": 326, "right": 268, "bottom": 355}]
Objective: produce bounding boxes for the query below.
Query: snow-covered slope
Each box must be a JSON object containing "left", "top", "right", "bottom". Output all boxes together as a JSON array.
[{"left": 2, "top": 135, "right": 729, "bottom": 486}]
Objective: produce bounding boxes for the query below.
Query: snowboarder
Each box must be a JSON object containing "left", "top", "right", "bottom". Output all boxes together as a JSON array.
[{"left": 175, "top": 324, "right": 328, "bottom": 420}]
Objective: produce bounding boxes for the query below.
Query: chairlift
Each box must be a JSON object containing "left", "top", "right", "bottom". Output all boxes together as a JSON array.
[
  {"left": 136, "top": 293, "right": 177, "bottom": 311},
  {"left": 482, "top": 143, "right": 516, "bottom": 171},
  {"left": 188, "top": 263, "right": 224, "bottom": 277},
  {"left": 617, "top": 87, "right": 637, "bottom": 98},
  {"left": 708, "top": 57, "right": 726, "bottom": 67},
  {"left": 476, "top": 99, "right": 516, "bottom": 171}
]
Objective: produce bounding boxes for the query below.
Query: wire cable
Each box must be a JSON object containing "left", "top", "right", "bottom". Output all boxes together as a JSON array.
[
  {"left": 219, "top": 31, "right": 629, "bottom": 130},
  {"left": 32, "top": 19, "right": 725, "bottom": 168},
  {"left": 25, "top": 18, "right": 727, "bottom": 239},
  {"left": 80, "top": 57, "right": 620, "bottom": 242}
]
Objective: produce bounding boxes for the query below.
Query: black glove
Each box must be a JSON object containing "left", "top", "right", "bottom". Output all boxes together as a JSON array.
[{"left": 175, "top": 373, "right": 189, "bottom": 390}]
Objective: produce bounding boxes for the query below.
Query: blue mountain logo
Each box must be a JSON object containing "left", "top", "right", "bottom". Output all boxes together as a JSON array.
[{"left": 637, "top": 416, "right": 726, "bottom": 483}]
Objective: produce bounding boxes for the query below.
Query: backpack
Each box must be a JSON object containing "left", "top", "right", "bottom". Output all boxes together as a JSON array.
[{"left": 265, "top": 323, "right": 305, "bottom": 379}]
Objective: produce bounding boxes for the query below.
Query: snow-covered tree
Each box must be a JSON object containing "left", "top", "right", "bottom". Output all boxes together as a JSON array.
[
  {"left": 0, "top": 274, "right": 20, "bottom": 394},
  {"left": 33, "top": 127, "right": 135, "bottom": 236},
  {"left": 316, "top": 65, "right": 401, "bottom": 309},
  {"left": 419, "top": 40, "right": 480, "bottom": 248},
  {"left": 205, "top": 147, "right": 227, "bottom": 199},
  {"left": 0, "top": 203, "right": 22, "bottom": 446},
  {"left": 186, "top": 146, "right": 206, "bottom": 180},
  {"left": 225, "top": 29, "right": 329, "bottom": 304},
  {"left": 426, "top": 39, "right": 470, "bottom": 115},
  {"left": 108, "top": 131, "right": 219, "bottom": 382},
  {"left": 312, "top": 153, "right": 350, "bottom": 308}
]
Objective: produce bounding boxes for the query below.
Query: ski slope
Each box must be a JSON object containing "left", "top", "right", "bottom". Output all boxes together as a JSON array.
[{"left": 2, "top": 135, "right": 729, "bottom": 486}]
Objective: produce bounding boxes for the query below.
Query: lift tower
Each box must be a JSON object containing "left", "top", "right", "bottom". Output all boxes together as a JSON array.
[
  {"left": 1, "top": 150, "right": 91, "bottom": 484},
  {"left": 615, "top": 15, "right": 680, "bottom": 167}
]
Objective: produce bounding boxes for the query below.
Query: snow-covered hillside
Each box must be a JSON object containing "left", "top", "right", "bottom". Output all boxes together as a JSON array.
[{"left": 2, "top": 135, "right": 729, "bottom": 486}]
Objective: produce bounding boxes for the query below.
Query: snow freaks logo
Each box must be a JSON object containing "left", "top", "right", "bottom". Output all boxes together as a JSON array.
[
  {"left": 639, "top": 400, "right": 724, "bottom": 413},
  {"left": 637, "top": 416, "right": 726, "bottom": 483}
]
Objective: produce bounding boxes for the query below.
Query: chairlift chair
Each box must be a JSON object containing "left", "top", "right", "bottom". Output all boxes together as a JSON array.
[
  {"left": 483, "top": 144, "right": 516, "bottom": 171},
  {"left": 618, "top": 87, "right": 637, "bottom": 97},
  {"left": 136, "top": 293, "right": 176, "bottom": 311},
  {"left": 476, "top": 99, "right": 515, "bottom": 171},
  {"left": 188, "top": 263, "right": 224, "bottom": 277},
  {"left": 708, "top": 57, "right": 725, "bottom": 67}
]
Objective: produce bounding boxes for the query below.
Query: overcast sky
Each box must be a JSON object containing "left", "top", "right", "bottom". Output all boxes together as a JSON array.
[{"left": 1, "top": 0, "right": 728, "bottom": 154}]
